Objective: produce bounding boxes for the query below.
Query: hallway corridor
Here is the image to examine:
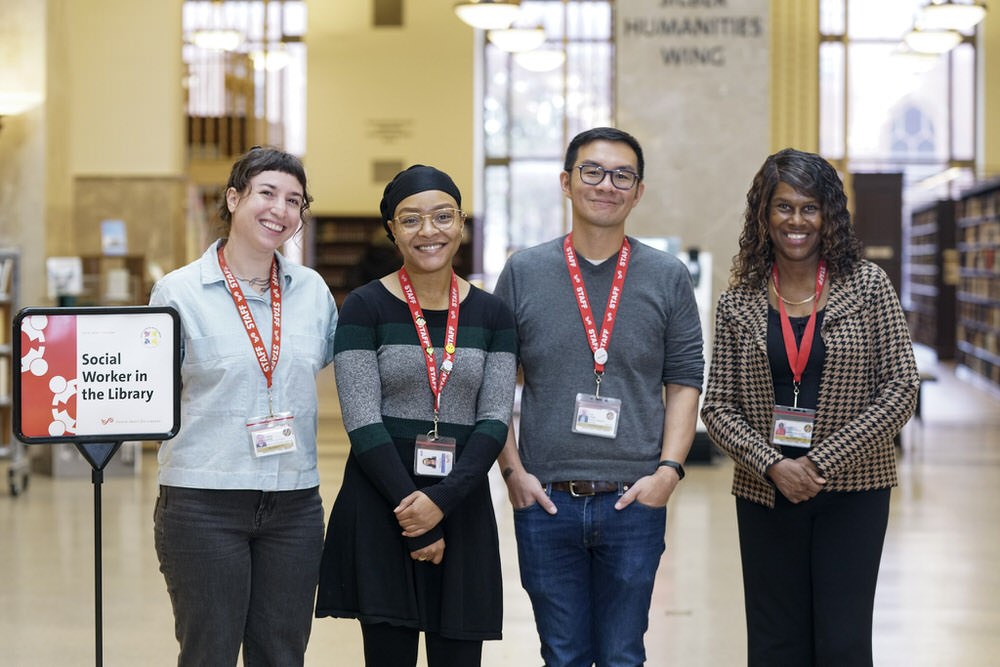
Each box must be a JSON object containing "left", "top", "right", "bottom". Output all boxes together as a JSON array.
[{"left": 1, "top": 363, "right": 998, "bottom": 665}]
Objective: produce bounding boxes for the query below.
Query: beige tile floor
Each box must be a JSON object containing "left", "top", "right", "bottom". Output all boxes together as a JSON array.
[{"left": 1, "top": 363, "right": 999, "bottom": 666}]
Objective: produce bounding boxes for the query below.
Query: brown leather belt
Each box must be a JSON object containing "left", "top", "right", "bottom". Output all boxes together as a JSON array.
[{"left": 550, "top": 481, "right": 631, "bottom": 497}]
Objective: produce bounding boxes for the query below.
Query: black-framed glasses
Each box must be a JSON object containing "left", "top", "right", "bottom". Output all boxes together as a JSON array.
[
  {"left": 575, "top": 164, "right": 640, "bottom": 191},
  {"left": 392, "top": 208, "right": 465, "bottom": 233}
]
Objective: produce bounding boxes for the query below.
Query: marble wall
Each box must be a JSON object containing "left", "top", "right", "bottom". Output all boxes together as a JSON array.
[{"left": 617, "top": 0, "right": 770, "bottom": 307}]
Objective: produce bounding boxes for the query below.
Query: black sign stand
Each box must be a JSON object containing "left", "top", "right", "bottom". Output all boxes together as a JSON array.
[
  {"left": 74, "top": 441, "right": 123, "bottom": 667},
  {"left": 12, "top": 306, "right": 181, "bottom": 665}
]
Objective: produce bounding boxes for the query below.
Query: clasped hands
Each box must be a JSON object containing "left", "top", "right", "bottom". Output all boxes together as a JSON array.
[
  {"left": 394, "top": 491, "right": 445, "bottom": 565},
  {"left": 768, "top": 457, "right": 826, "bottom": 504}
]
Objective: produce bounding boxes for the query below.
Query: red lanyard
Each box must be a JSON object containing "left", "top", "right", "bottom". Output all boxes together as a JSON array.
[
  {"left": 773, "top": 260, "right": 827, "bottom": 404},
  {"left": 563, "top": 234, "right": 631, "bottom": 380},
  {"left": 398, "top": 269, "right": 460, "bottom": 422},
  {"left": 217, "top": 246, "right": 282, "bottom": 393}
]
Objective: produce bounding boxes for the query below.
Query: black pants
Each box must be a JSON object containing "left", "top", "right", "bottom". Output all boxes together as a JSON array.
[
  {"left": 736, "top": 488, "right": 891, "bottom": 667},
  {"left": 360, "top": 622, "right": 483, "bottom": 667}
]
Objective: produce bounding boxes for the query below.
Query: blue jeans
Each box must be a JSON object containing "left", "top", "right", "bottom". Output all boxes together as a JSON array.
[
  {"left": 513, "top": 487, "right": 666, "bottom": 667},
  {"left": 154, "top": 485, "right": 324, "bottom": 666}
]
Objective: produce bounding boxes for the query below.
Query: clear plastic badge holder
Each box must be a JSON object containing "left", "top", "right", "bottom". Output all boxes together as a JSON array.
[
  {"left": 414, "top": 433, "right": 456, "bottom": 477},
  {"left": 572, "top": 393, "right": 622, "bottom": 439},
  {"left": 247, "top": 412, "right": 297, "bottom": 457}
]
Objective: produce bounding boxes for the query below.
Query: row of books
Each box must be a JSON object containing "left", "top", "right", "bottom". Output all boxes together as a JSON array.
[
  {"left": 957, "top": 188, "right": 1000, "bottom": 219},
  {"left": 959, "top": 248, "right": 998, "bottom": 272},
  {"left": 958, "top": 301, "right": 1000, "bottom": 329},
  {"left": 959, "top": 219, "right": 1000, "bottom": 245}
]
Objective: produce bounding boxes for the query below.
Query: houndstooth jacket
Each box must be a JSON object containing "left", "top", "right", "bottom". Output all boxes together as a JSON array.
[{"left": 701, "top": 260, "right": 919, "bottom": 508}]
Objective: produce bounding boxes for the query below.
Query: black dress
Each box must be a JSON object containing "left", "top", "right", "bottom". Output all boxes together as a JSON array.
[{"left": 315, "top": 281, "right": 518, "bottom": 640}]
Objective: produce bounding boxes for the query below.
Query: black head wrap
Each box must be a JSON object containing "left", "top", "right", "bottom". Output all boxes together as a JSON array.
[{"left": 379, "top": 165, "right": 462, "bottom": 242}]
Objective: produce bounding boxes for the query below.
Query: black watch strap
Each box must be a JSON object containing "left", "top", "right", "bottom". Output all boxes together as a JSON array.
[{"left": 657, "top": 459, "right": 685, "bottom": 480}]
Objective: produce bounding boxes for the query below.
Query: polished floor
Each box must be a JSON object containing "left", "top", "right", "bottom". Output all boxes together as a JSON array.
[{"left": 1, "top": 362, "right": 999, "bottom": 666}]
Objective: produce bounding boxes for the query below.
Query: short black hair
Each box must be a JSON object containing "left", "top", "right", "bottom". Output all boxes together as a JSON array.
[{"left": 563, "top": 127, "right": 644, "bottom": 181}]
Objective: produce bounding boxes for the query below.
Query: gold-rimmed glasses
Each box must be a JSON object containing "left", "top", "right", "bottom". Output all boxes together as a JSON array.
[{"left": 392, "top": 208, "right": 465, "bottom": 233}]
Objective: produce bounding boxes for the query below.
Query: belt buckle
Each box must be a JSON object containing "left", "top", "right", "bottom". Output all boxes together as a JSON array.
[{"left": 568, "top": 481, "right": 595, "bottom": 497}]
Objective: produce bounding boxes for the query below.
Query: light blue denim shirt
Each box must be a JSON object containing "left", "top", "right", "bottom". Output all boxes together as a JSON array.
[{"left": 149, "top": 240, "right": 338, "bottom": 491}]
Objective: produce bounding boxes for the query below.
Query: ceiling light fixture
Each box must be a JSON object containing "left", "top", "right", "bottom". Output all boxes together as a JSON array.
[
  {"left": 513, "top": 48, "right": 566, "bottom": 72},
  {"left": 917, "top": 1, "right": 987, "bottom": 32},
  {"left": 454, "top": 0, "right": 521, "bottom": 31},
  {"left": 487, "top": 26, "right": 546, "bottom": 52},
  {"left": 190, "top": 28, "right": 243, "bottom": 51},
  {"left": 903, "top": 27, "right": 963, "bottom": 53}
]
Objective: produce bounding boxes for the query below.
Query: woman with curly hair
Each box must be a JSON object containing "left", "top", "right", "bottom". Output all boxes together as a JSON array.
[{"left": 701, "top": 148, "right": 919, "bottom": 665}]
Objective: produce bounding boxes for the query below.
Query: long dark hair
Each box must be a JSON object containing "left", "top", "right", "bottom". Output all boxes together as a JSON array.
[
  {"left": 218, "top": 146, "right": 313, "bottom": 236},
  {"left": 731, "top": 148, "right": 862, "bottom": 288}
]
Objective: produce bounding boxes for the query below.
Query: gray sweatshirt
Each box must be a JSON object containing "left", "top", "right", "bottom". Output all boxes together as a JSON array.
[{"left": 494, "top": 235, "right": 705, "bottom": 484}]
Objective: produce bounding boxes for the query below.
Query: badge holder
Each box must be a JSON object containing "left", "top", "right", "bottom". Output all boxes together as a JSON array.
[
  {"left": 414, "top": 434, "right": 456, "bottom": 477},
  {"left": 771, "top": 405, "right": 816, "bottom": 448},
  {"left": 571, "top": 370, "right": 622, "bottom": 439},
  {"left": 246, "top": 411, "right": 296, "bottom": 457}
]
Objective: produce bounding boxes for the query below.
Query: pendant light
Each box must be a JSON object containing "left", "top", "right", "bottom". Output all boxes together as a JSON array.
[
  {"left": 454, "top": 0, "right": 521, "bottom": 31},
  {"left": 487, "top": 26, "right": 546, "bottom": 52},
  {"left": 917, "top": 1, "right": 987, "bottom": 32},
  {"left": 903, "top": 27, "right": 963, "bottom": 53}
]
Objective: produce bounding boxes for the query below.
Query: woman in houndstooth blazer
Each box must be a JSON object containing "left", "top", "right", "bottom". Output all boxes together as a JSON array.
[{"left": 701, "top": 148, "right": 919, "bottom": 666}]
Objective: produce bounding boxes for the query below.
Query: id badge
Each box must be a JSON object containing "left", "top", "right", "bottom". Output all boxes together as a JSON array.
[
  {"left": 246, "top": 412, "right": 297, "bottom": 458},
  {"left": 572, "top": 393, "right": 622, "bottom": 439},
  {"left": 771, "top": 405, "right": 816, "bottom": 448},
  {"left": 414, "top": 434, "right": 456, "bottom": 477}
]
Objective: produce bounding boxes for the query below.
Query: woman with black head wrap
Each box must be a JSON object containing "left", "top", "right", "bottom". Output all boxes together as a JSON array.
[{"left": 315, "top": 166, "right": 518, "bottom": 666}]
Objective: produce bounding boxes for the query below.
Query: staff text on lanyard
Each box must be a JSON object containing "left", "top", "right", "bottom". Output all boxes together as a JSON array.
[
  {"left": 217, "top": 246, "right": 283, "bottom": 415},
  {"left": 563, "top": 234, "right": 631, "bottom": 395}
]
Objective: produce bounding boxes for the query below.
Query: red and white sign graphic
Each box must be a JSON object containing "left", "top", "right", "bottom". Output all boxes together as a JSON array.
[{"left": 19, "top": 312, "right": 175, "bottom": 439}]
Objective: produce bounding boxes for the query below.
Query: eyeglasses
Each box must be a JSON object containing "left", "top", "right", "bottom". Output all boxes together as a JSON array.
[
  {"left": 575, "top": 164, "right": 640, "bottom": 191},
  {"left": 392, "top": 207, "right": 465, "bottom": 233}
]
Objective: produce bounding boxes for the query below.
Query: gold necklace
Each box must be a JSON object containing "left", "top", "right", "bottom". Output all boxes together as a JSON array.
[{"left": 770, "top": 280, "right": 815, "bottom": 306}]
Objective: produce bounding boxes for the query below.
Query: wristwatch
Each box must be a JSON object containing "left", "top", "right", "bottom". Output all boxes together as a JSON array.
[{"left": 657, "top": 459, "right": 685, "bottom": 480}]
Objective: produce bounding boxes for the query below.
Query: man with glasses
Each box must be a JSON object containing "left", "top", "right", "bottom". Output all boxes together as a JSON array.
[{"left": 494, "top": 127, "right": 704, "bottom": 667}]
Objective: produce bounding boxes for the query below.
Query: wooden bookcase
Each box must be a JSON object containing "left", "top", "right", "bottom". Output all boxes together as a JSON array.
[
  {"left": 955, "top": 179, "right": 1000, "bottom": 391},
  {"left": 905, "top": 200, "right": 957, "bottom": 359},
  {"left": 309, "top": 215, "right": 477, "bottom": 305}
]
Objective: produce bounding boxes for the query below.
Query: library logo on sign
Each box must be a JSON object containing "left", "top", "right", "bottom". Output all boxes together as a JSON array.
[{"left": 142, "top": 327, "right": 162, "bottom": 348}]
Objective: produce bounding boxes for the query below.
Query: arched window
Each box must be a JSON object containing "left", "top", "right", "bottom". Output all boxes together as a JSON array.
[{"left": 819, "top": 0, "right": 977, "bottom": 191}]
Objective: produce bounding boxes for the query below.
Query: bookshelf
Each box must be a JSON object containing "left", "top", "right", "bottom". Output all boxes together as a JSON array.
[
  {"left": 310, "top": 215, "right": 476, "bottom": 305},
  {"left": 0, "top": 249, "right": 28, "bottom": 495},
  {"left": 905, "top": 200, "right": 957, "bottom": 359},
  {"left": 955, "top": 179, "right": 1000, "bottom": 392}
]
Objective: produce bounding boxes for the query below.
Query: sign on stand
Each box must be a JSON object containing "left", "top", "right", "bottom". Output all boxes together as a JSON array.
[{"left": 12, "top": 307, "right": 181, "bottom": 667}]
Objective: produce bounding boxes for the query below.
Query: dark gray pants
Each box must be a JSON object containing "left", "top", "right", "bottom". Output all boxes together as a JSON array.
[{"left": 154, "top": 485, "right": 324, "bottom": 666}]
